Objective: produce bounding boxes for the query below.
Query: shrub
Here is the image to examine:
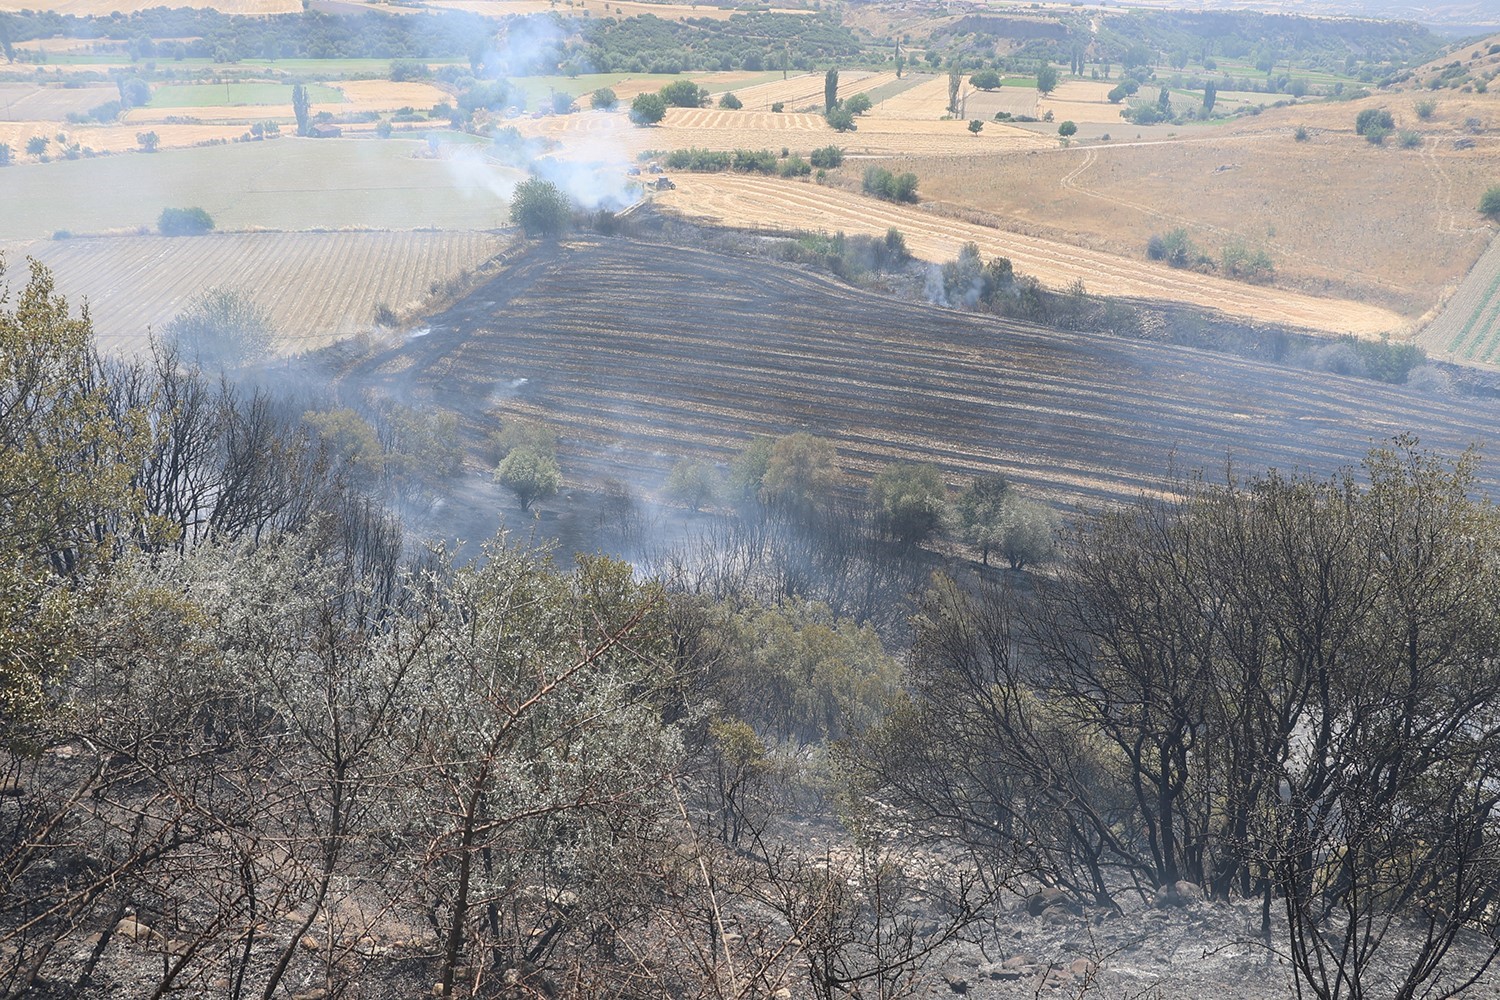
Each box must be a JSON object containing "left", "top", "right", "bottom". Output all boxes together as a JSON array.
[
  {"left": 862, "top": 166, "right": 918, "bottom": 203},
  {"left": 1294, "top": 125, "right": 1310, "bottom": 141},
  {"left": 1058, "top": 120, "right": 1077, "bottom": 136},
  {"left": 158, "top": 206, "right": 214, "bottom": 236},
  {"left": 844, "top": 92, "right": 872, "bottom": 115},
  {"left": 718, "top": 91, "right": 743, "bottom": 110},
  {"left": 163, "top": 287, "right": 274, "bottom": 367},
  {"left": 1355, "top": 107, "right": 1395, "bottom": 135},
  {"left": 389, "top": 59, "right": 429, "bottom": 81},
  {"left": 968, "top": 119, "right": 983, "bottom": 134},
  {"left": 1481, "top": 185, "right": 1500, "bottom": 219},
  {"left": 1397, "top": 129, "right": 1422, "bottom": 149},
  {"left": 731, "top": 148, "right": 778, "bottom": 173},
  {"left": 665, "top": 147, "right": 732, "bottom": 171},
  {"left": 825, "top": 105, "right": 856, "bottom": 131},
  {"left": 778, "top": 154, "right": 811, "bottom": 177},
  {"left": 1365, "top": 124, "right": 1391, "bottom": 145},
  {"left": 970, "top": 69, "right": 1002, "bottom": 90},
  {"left": 809, "top": 144, "right": 843, "bottom": 168},
  {"left": 591, "top": 87, "right": 617, "bottom": 110},
  {"left": 770, "top": 101, "right": 785, "bottom": 113},
  {"left": 1414, "top": 98, "right": 1436, "bottom": 120}
]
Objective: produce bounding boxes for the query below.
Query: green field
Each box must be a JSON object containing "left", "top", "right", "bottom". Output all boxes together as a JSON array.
[
  {"left": 0, "top": 139, "right": 519, "bottom": 240},
  {"left": 149, "top": 82, "right": 344, "bottom": 108}
]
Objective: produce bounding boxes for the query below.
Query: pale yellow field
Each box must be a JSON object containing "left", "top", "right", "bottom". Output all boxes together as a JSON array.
[
  {"left": 1039, "top": 79, "right": 1128, "bottom": 125},
  {"left": 653, "top": 171, "right": 1406, "bottom": 336},
  {"left": 724, "top": 71, "right": 893, "bottom": 112},
  {"left": 0, "top": 120, "right": 249, "bottom": 155},
  {"left": 0, "top": 231, "right": 508, "bottom": 354},
  {"left": 511, "top": 106, "right": 1050, "bottom": 159},
  {"left": 418, "top": 0, "right": 811, "bottom": 17},
  {"left": 0, "top": 0, "right": 297, "bottom": 12},
  {"left": 868, "top": 75, "right": 953, "bottom": 120}
]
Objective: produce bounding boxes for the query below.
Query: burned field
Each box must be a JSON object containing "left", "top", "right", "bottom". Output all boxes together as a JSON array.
[{"left": 333, "top": 236, "right": 1498, "bottom": 509}]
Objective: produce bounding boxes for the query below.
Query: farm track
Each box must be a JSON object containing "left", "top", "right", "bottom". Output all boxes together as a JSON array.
[
  {"left": 1418, "top": 233, "right": 1500, "bottom": 365},
  {"left": 7, "top": 231, "right": 508, "bottom": 354},
  {"left": 654, "top": 173, "right": 1404, "bottom": 335},
  {"left": 334, "top": 238, "right": 1500, "bottom": 508}
]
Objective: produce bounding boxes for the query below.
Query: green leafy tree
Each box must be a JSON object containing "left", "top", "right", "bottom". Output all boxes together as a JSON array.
[
  {"left": 825, "top": 105, "right": 856, "bottom": 131},
  {"left": 843, "top": 92, "right": 872, "bottom": 115},
  {"left": 719, "top": 91, "right": 743, "bottom": 110},
  {"left": 25, "top": 136, "right": 46, "bottom": 158},
  {"left": 509, "top": 178, "right": 570, "bottom": 238},
  {"left": 0, "top": 259, "right": 148, "bottom": 748},
  {"left": 970, "top": 69, "right": 1001, "bottom": 90},
  {"left": 135, "top": 130, "right": 159, "bottom": 152},
  {"left": 1414, "top": 98, "right": 1436, "bottom": 120},
  {"left": 824, "top": 67, "right": 839, "bottom": 110},
  {"left": 729, "top": 435, "right": 775, "bottom": 502},
  {"left": 0, "top": 144, "right": 10, "bottom": 167},
  {"left": 163, "top": 287, "right": 274, "bottom": 369},
  {"left": 664, "top": 459, "right": 720, "bottom": 511},
  {"left": 968, "top": 119, "right": 983, "bottom": 135},
  {"left": 955, "top": 474, "right": 1009, "bottom": 565},
  {"left": 292, "top": 82, "right": 310, "bottom": 135},
  {"left": 997, "top": 496, "right": 1058, "bottom": 570},
  {"left": 947, "top": 69, "right": 961, "bottom": 114},
  {"left": 660, "top": 80, "right": 709, "bottom": 108},
  {"left": 868, "top": 462, "right": 948, "bottom": 545},
  {"left": 1058, "top": 120, "right": 1077, "bottom": 137},
  {"left": 630, "top": 92, "right": 666, "bottom": 125},
  {"left": 1036, "top": 64, "right": 1059, "bottom": 96},
  {"left": 762, "top": 432, "right": 839, "bottom": 511},
  {"left": 591, "top": 87, "right": 618, "bottom": 110},
  {"left": 495, "top": 446, "right": 562, "bottom": 510},
  {"left": 1202, "top": 80, "right": 1216, "bottom": 111}
]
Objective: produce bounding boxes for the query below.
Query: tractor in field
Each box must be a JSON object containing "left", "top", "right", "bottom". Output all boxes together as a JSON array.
[{"left": 654, "top": 177, "right": 676, "bottom": 191}]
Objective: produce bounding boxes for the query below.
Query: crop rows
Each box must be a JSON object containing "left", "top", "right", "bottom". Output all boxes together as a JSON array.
[
  {"left": 13, "top": 231, "right": 508, "bottom": 354},
  {"left": 339, "top": 238, "right": 1498, "bottom": 509},
  {"left": 1419, "top": 233, "right": 1500, "bottom": 366},
  {"left": 656, "top": 172, "right": 1403, "bottom": 334}
]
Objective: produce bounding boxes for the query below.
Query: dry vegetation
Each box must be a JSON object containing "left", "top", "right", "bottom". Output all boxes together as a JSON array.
[
  {"left": 336, "top": 237, "right": 1492, "bottom": 509},
  {"left": 0, "top": 119, "right": 249, "bottom": 154},
  {"left": 3, "top": 230, "right": 508, "bottom": 353},
  {"left": 417, "top": 0, "right": 813, "bottom": 19},
  {"left": 886, "top": 92, "right": 1500, "bottom": 319},
  {"left": 654, "top": 171, "right": 1403, "bottom": 334},
  {"left": 0, "top": 0, "right": 298, "bottom": 12}
]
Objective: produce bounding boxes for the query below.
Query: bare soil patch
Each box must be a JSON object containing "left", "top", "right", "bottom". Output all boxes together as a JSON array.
[
  {"left": 653, "top": 172, "right": 1403, "bottom": 335},
  {"left": 0, "top": 84, "right": 117, "bottom": 121}
]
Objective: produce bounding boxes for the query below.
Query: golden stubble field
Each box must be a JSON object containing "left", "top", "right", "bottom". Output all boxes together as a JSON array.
[
  {"left": 652, "top": 171, "right": 1403, "bottom": 335},
  {"left": 0, "top": 120, "right": 249, "bottom": 154},
  {"left": 0, "top": 230, "right": 509, "bottom": 354},
  {"left": 881, "top": 91, "right": 1500, "bottom": 320}
]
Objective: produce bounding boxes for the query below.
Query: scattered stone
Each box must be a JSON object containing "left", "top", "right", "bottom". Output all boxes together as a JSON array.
[
  {"left": 300, "top": 935, "right": 320, "bottom": 951},
  {"left": 944, "top": 973, "right": 969, "bottom": 993},
  {"left": 1002, "top": 955, "right": 1029, "bottom": 969},
  {"left": 115, "top": 917, "right": 156, "bottom": 945},
  {"left": 1069, "top": 958, "right": 1097, "bottom": 978}
]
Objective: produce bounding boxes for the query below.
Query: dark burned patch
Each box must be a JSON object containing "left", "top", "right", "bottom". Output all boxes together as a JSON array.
[{"left": 319, "top": 235, "right": 1500, "bottom": 509}]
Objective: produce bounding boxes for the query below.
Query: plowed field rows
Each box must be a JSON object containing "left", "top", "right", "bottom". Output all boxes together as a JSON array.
[
  {"left": 1419, "top": 234, "right": 1500, "bottom": 365},
  {"left": 338, "top": 238, "right": 1499, "bottom": 507},
  {"left": 867, "top": 75, "right": 953, "bottom": 119},
  {"left": 654, "top": 173, "right": 1403, "bottom": 335},
  {"left": 6, "top": 231, "right": 507, "bottom": 354}
]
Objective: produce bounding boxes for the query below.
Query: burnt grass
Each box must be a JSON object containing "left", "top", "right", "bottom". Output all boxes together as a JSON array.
[{"left": 325, "top": 233, "right": 1499, "bottom": 516}]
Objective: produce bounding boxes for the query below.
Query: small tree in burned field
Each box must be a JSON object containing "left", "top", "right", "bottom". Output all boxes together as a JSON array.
[{"left": 509, "top": 177, "right": 570, "bottom": 237}]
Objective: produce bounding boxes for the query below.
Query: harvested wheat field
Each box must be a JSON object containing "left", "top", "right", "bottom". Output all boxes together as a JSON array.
[
  {"left": 654, "top": 172, "right": 1403, "bottom": 335},
  {"left": 517, "top": 106, "right": 1049, "bottom": 160},
  {"left": 3, "top": 230, "right": 508, "bottom": 354},
  {"left": 867, "top": 74, "right": 955, "bottom": 119},
  {"left": 897, "top": 114, "right": 1500, "bottom": 317},
  {"left": 333, "top": 237, "right": 1496, "bottom": 510},
  {"left": 1039, "top": 79, "right": 1129, "bottom": 125},
  {"left": 420, "top": 0, "right": 810, "bottom": 18},
  {"left": 726, "top": 71, "right": 894, "bottom": 112},
  {"left": 0, "top": 120, "right": 248, "bottom": 155},
  {"left": 962, "top": 86, "right": 1037, "bottom": 120}
]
